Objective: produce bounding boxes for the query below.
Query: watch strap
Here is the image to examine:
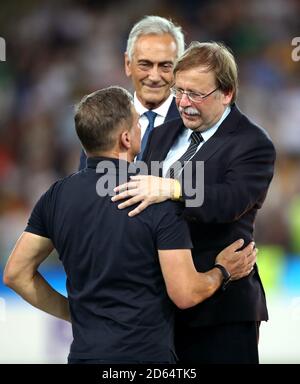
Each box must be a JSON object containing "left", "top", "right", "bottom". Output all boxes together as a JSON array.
[{"left": 214, "top": 264, "right": 231, "bottom": 291}]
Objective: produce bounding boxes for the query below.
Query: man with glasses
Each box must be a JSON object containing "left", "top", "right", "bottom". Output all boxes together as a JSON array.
[{"left": 112, "top": 42, "right": 276, "bottom": 363}]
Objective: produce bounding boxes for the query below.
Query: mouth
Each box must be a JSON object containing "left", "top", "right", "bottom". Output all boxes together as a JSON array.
[{"left": 143, "top": 83, "right": 165, "bottom": 90}]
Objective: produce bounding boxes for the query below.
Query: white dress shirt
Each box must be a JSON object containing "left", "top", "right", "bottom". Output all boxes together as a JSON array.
[
  {"left": 163, "top": 106, "right": 231, "bottom": 177},
  {"left": 134, "top": 92, "right": 175, "bottom": 138}
]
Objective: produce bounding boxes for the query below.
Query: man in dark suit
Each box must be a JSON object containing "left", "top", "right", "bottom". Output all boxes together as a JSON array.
[
  {"left": 79, "top": 15, "right": 182, "bottom": 170},
  {"left": 112, "top": 42, "right": 276, "bottom": 363}
]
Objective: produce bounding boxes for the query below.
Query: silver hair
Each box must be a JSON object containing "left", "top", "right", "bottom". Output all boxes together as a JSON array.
[{"left": 126, "top": 15, "right": 185, "bottom": 61}]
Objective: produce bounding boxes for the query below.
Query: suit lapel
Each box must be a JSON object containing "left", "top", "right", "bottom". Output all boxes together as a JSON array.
[
  {"left": 147, "top": 118, "right": 183, "bottom": 162},
  {"left": 147, "top": 104, "right": 243, "bottom": 163},
  {"left": 194, "top": 104, "right": 243, "bottom": 162},
  {"left": 158, "top": 119, "right": 184, "bottom": 161},
  {"left": 158, "top": 99, "right": 181, "bottom": 160},
  {"left": 195, "top": 134, "right": 232, "bottom": 162},
  {"left": 165, "top": 98, "right": 180, "bottom": 122}
]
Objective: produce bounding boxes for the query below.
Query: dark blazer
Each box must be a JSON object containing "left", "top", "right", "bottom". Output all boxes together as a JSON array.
[
  {"left": 144, "top": 104, "right": 276, "bottom": 327},
  {"left": 162, "top": 97, "right": 180, "bottom": 121},
  {"left": 78, "top": 97, "right": 180, "bottom": 170}
]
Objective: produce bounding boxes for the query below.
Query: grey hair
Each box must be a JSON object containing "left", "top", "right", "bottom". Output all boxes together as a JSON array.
[{"left": 126, "top": 15, "right": 185, "bottom": 61}]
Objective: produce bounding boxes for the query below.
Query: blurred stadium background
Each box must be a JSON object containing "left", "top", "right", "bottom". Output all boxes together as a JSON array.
[{"left": 0, "top": 0, "right": 300, "bottom": 363}]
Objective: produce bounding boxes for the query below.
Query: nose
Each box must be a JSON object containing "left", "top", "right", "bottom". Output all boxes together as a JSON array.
[
  {"left": 148, "top": 65, "right": 161, "bottom": 82},
  {"left": 178, "top": 92, "right": 191, "bottom": 107}
]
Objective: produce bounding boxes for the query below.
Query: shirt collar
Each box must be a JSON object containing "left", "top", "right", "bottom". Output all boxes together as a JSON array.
[
  {"left": 134, "top": 92, "right": 174, "bottom": 118},
  {"left": 187, "top": 106, "right": 231, "bottom": 142},
  {"left": 86, "top": 156, "right": 130, "bottom": 170}
]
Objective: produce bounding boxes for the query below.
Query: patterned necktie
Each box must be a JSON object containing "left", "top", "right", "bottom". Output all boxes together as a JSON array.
[
  {"left": 136, "top": 110, "right": 157, "bottom": 160},
  {"left": 168, "top": 131, "right": 204, "bottom": 179}
]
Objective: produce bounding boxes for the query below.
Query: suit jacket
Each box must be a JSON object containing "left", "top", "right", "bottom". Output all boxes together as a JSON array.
[
  {"left": 78, "top": 98, "right": 180, "bottom": 170},
  {"left": 144, "top": 104, "right": 276, "bottom": 327}
]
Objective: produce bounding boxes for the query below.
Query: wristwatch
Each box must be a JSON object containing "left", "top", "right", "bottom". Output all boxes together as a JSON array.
[{"left": 214, "top": 264, "right": 231, "bottom": 291}]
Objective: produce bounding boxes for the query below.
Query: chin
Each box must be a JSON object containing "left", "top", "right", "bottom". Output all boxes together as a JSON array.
[
  {"left": 144, "top": 88, "right": 165, "bottom": 99},
  {"left": 144, "top": 92, "right": 161, "bottom": 100},
  {"left": 182, "top": 120, "right": 199, "bottom": 130},
  {"left": 181, "top": 115, "right": 193, "bottom": 124},
  {"left": 181, "top": 116, "right": 201, "bottom": 129}
]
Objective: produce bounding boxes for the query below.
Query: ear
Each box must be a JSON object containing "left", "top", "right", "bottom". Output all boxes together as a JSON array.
[
  {"left": 124, "top": 52, "right": 132, "bottom": 78},
  {"left": 120, "top": 130, "right": 131, "bottom": 150},
  {"left": 222, "top": 89, "right": 234, "bottom": 106}
]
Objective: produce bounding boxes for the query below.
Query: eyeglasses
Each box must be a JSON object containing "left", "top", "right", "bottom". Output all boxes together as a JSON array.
[{"left": 171, "top": 86, "right": 219, "bottom": 103}]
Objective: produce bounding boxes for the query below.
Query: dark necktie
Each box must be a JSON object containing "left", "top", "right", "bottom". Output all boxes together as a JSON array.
[
  {"left": 136, "top": 110, "right": 157, "bottom": 160},
  {"left": 168, "top": 131, "right": 204, "bottom": 179}
]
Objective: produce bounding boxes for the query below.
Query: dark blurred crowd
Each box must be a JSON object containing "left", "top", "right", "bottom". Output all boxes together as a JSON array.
[{"left": 1, "top": 0, "right": 300, "bottom": 265}]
